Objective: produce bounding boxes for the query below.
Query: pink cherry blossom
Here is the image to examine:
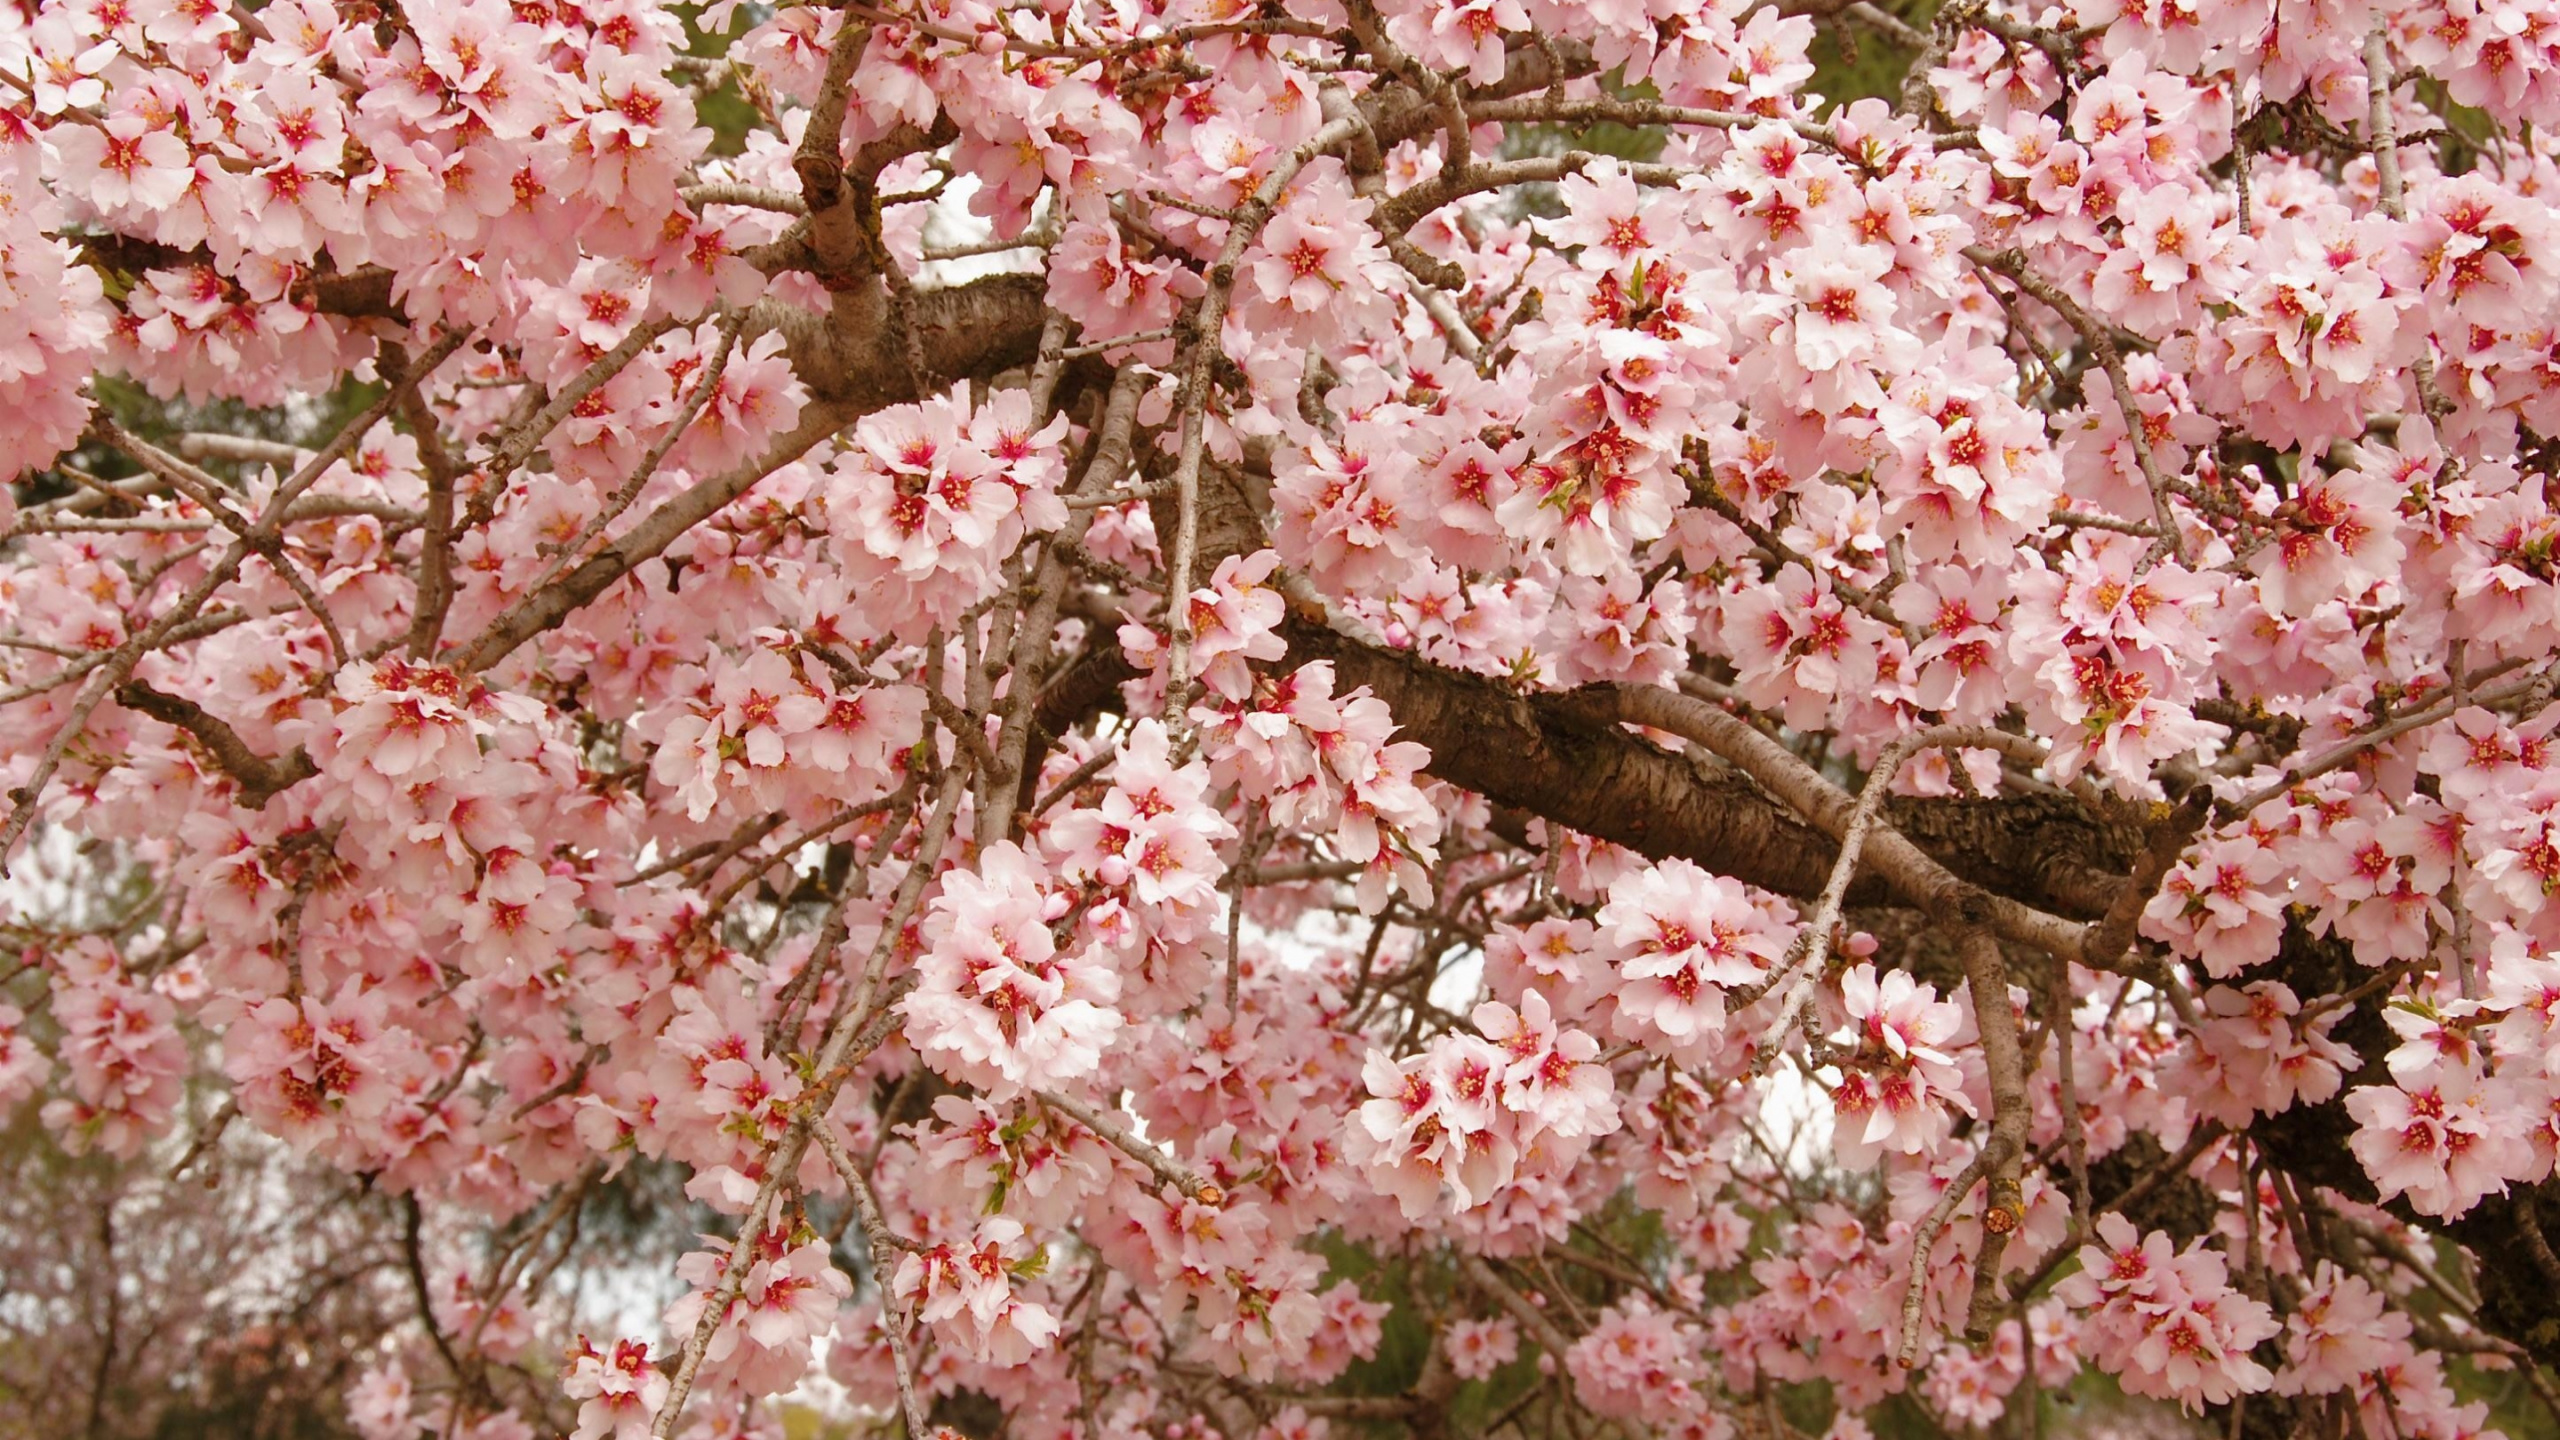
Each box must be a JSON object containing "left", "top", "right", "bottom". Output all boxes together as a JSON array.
[
  {"left": 563, "top": 1338, "right": 670, "bottom": 1440},
  {"left": 901, "top": 842, "right": 1124, "bottom": 1098},
  {"left": 0, "top": 5, "right": 2553, "bottom": 1437},
  {"left": 1827, "top": 964, "right": 1973, "bottom": 1167},
  {"left": 1594, "top": 859, "right": 1790, "bottom": 1058}
]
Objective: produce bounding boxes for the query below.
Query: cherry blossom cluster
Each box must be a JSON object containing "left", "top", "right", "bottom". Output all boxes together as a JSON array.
[{"left": 6, "top": 0, "right": 2560, "bottom": 1434}]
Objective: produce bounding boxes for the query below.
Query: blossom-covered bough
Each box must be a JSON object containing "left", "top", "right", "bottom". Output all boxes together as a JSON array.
[{"left": 7, "top": 0, "right": 2560, "bottom": 1434}]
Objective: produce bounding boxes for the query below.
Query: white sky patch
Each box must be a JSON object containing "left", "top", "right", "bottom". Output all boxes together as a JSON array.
[{"left": 914, "top": 174, "right": 1049, "bottom": 290}]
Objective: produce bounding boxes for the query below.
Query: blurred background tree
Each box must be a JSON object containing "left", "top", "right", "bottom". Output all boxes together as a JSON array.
[{"left": 0, "top": 1102, "right": 403, "bottom": 1440}]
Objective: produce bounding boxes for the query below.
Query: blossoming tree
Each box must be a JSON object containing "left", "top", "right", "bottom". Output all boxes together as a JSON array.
[{"left": 6, "top": 0, "right": 2560, "bottom": 1433}]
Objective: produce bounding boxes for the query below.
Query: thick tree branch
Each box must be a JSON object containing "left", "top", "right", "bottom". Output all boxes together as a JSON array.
[
  {"left": 1023, "top": 609, "right": 2144, "bottom": 935},
  {"left": 74, "top": 233, "right": 409, "bottom": 322},
  {"left": 1570, "top": 684, "right": 2098, "bottom": 965},
  {"left": 1277, "top": 622, "right": 2139, "bottom": 925},
  {"left": 113, "top": 682, "right": 316, "bottom": 807}
]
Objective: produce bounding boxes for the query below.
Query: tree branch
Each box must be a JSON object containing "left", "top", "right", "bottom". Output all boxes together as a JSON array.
[
  {"left": 1567, "top": 684, "right": 2100, "bottom": 965},
  {"left": 113, "top": 682, "right": 316, "bottom": 807},
  {"left": 1959, "top": 931, "right": 2030, "bottom": 1341},
  {"left": 1037, "top": 1090, "right": 1222, "bottom": 1204}
]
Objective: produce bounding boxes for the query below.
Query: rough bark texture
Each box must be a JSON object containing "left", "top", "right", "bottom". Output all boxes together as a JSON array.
[
  {"left": 759, "top": 271, "right": 1052, "bottom": 411},
  {"left": 1035, "top": 612, "right": 2145, "bottom": 917},
  {"left": 1283, "top": 621, "right": 2144, "bottom": 916}
]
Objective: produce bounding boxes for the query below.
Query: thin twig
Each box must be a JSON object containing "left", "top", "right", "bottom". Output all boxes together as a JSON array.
[
  {"left": 1459, "top": 1254, "right": 1578, "bottom": 1360},
  {"left": 1160, "top": 109, "right": 1373, "bottom": 735},
  {"left": 1037, "top": 1089, "right": 1222, "bottom": 1203},
  {"left": 1899, "top": 1150, "right": 1992, "bottom": 1367},
  {"left": 2049, "top": 966, "right": 2092, "bottom": 1226},
  {"left": 813, "top": 1123, "right": 934, "bottom": 1440},
  {"left": 652, "top": 775, "right": 964, "bottom": 1439}
]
